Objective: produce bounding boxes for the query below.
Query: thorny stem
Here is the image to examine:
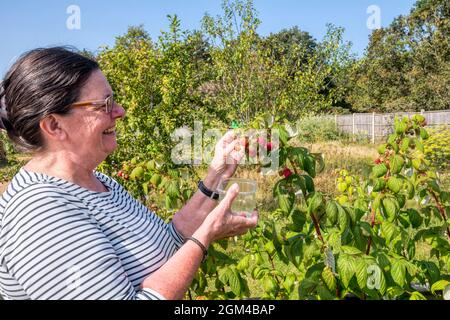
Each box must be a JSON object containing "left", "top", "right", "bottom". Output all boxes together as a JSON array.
[
  {"left": 310, "top": 213, "right": 325, "bottom": 244},
  {"left": 428, "top": 188, "right": 450, "bottom": 240},
  {"left": 365, "top": 207, "right": 377, "bottom": 255}
]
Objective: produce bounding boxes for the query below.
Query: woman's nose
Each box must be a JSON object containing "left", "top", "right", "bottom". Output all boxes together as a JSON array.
[{"left": 112, "top": 103, "right": 126, "bottom": 119}]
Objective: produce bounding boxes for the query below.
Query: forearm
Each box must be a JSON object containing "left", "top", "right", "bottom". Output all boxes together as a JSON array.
[
  {"left": 141, "top": 227, "right": 210, "bottom": 299},
  {"left": 172, "top": 168, "right": 222, "bottom": 237}
]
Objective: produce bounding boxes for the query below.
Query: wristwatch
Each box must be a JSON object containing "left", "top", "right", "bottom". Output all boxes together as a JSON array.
[{"left": 198, "top": 180, "right": 220, "bottom": 200}]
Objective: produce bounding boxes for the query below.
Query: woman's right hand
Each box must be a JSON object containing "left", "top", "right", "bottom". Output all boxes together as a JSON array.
[{"left": 194, "top": 183, "right": 259, "bottom": 246}]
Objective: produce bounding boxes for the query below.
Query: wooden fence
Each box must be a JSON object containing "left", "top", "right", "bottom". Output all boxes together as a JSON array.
[{"left": 334, "top": 109, "right": 450, "bottom": 143}]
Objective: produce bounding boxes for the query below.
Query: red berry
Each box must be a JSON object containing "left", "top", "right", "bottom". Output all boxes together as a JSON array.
[
  {"left": 374, "top": 158, "right": 382, "bottom": 164},
  {"left": 118, "top": 170, "right": 123, "bottom": 177},
  {"left": 266, "top": 142, "right": 273, "bottom": 152},
  {"left": 283, "top": 167, "right": 293, "bottom": 178}
]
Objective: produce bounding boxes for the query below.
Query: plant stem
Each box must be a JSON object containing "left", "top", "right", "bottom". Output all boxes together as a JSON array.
[
  {"left": 310, "top": 213, "right": 324, "bottom": 243},
  {"left": 365, "top": 207, "right": 377, "bottom": 255},
  {"left": 428, "top": 188, "right": 450, "bottom": 240}
]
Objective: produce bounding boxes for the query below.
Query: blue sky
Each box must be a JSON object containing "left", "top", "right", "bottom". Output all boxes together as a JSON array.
[{"left": 0, "top": 0, "right": 417, "bottom": 76}]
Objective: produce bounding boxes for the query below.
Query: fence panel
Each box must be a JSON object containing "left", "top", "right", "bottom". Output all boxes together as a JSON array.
[{"left": 335, "top": 109, "right": 450, "bottom": 143}]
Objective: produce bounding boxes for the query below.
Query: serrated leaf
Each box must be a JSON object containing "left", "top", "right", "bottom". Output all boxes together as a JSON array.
[
  {"left": 387, "top": 177, "right": 402, "bottom": 194},
  {"left": 229, "top": 268, "right": 242, "bottom": 296},
  {"left": 291, "top": 209, "right": 306, "bottom": 231},
  {"left": 400, "top": 137, "right": 410, "bottom": 151},
  {"left": 337, "top": 254, "right": 356, "bottom": 288},
  {"left": 390, "top": 155, "right": 404, "bottom": 174},
  {"left": 236, "top": 255, "right": 250, "bottom": 272},
  {"left": 410, "top": 291, "right": 427, "bottom": 300},
  {"left": 341, "top": 246, "right": 362, "bottom": 255},
  {"left": 304, "top": 155, "right": 316, "bottom": 178},
  {"left": 372, "top": 163, "right": 388, "bottom": 178},
  {"left": 372, "top": 178, "right": 386, "bottom": 192},
  {"left": 355, "top": 259, "right": 368, "bottom": 289},
  {"left": 278, "top": 193, "right": 295, "bottom": 214},
  {"left": 381, "top": 221, "right": 399, "bottom": 244},
  {"left": 391, "top": 259, "right": 406, "bottom": 287},
  {"left": 326, "top": 201, "right": 338, "bottom": 225},
  {"left": 322, "top": 266, "right": 336, "bottom": 291},
  {"left": 337, "top": 204, "right": 349, "bottom": 232},
  {"left": 307, "top": 192, "right": 323, "bottom": 214},
  {"left": 150, "top": 173, "right": 162, "bottom": 187},
  {"left": 382, "top": 197, "right": 399, "bottom": 222},
  {"left": 167, "top": 180, "right": 180, "bottom": 199},
  {"left": 283, "top": 273, "right": 296, "bottom": 292},
  {"left": 431, "top": 280, "right": 450, "bottom": 293}
]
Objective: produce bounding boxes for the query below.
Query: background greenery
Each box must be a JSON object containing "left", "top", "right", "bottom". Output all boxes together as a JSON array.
[{"left": 0, "top": 0, "right": 449, "bottom": 300}]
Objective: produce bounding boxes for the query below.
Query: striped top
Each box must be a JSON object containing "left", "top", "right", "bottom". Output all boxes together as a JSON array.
[{"left": 0, "top": 168, "right": 185, "bottom": 300}]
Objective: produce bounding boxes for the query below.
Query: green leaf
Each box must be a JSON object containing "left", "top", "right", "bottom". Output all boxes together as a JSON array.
[
  {"left": 400, "top": 137, "right": 410, "bottom": 152},
  {"left": 307, "top": 192, "right": 324, "bottom": 214},
  {"left": 264, "top": 241, "right": 276, "bottom": 256},
  {"left": 431, "top": 280, "right": 450, "bottom": 294},
  {"left": 341, "top": 246, "right": 362, "bottom": 255},
  {"left": 236, "top": 255, "right": 250, "bottom": 272},
  {"left": 278, "top": 194, "right": 295, "bottom": 214},
  {"left": 372, "top": 164, "right": 388, "bottom": 178},
  {"left": 409, "top": 291, "right": 427, "bottom": 300},
  {"left": 167, "top": 180, "right": 180, "bottom": 198},
  {"left": 304, "top": 155, "right": 316, "bottom": 178},
  {"left": 355, "top": 258, "right": 368, "bottom": 290},
  {"left": 302, "top": 175, "right": 315, "bottom": 193},
  {"left": 338, "top": 204, "right": 349, "bottom": 232},
  {"left": 337, "top": 254, "right": 356, "bottom": 288},
  {"left": 407, "top": 208, "right": 422, "bottom": 228},
  {"left": 150, "top": 173, "right": 162, "bottom": 187},
  {"left": 390, "top": 155, "right": 404, "bottom": 174},
  {"left": 283, "top": 273, "right": 296, "bottom": 293},
  {"left": 381, "top": 221, "right": 399, "bottom": 244},
  {"left": 263, "top": 275, "right": 279, "bottom": 295},
  {"left": 142, "top": 182, "right": 149, "bottom": 195},
  {"left": 229, "top": 268, "right": 242, "bottom": 296},
  {"left": 378, "top": 144, "right": 387, "bottom": 155},
  {"left": 316, "top": 284, "right": 335, "bottom": 300},
  {"left": 326, "top": 201, "right": 338, "bottom": 225},
  {"left": 322, "top": 266, "right": 336, "bottom": 291},
  {"left": 419, "top": 128, "right": 429, "bottom": 140},
  {"left": 372, "top": 178, "right": 386, "bottom": 192},
  {"left": 387, "top": 177, "right": 402, "bottom": 194},
  {"left": 405, "top": 180, "right": 415, "bottom": 199},
  {"left": 291, "top": 209, "right": 306, "bottom": 231},
  {"left": 391, "top": 259, "right": 406, "bottom": 287},
  {"left": 382, "top": 197, "right": 399, "bottom": 222},
  {"left": 130, "top": 166, "right": 145, "bottom": 180},
  {"left": 395, "top": 120, "right": 407, "bottom": 134}
]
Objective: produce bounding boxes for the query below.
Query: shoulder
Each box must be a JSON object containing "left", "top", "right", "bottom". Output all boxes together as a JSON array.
[{"left": 94, "top": 171, "right": 124, "bottom": 192}]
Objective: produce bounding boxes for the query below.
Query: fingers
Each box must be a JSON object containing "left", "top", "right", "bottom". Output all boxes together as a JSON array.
[{"left": 220, "top": 183, "right": 240, "bottom": 209}]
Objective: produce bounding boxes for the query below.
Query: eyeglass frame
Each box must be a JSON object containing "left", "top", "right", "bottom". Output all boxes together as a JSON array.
[{"left": 70, "top": 94, "right": 115, "bottom": 115}]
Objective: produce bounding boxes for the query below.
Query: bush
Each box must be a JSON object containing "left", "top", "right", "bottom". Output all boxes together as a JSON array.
[
  {"left": 296, "top": 116, "right": 349, "bottom": 143},
  {"left": 424, "top": 125, "right": 450, "bottom": 171}
]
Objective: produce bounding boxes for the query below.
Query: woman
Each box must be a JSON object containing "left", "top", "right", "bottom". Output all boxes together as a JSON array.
[{"left": 0, "top": 47, "right": 258, "bottom": 300}]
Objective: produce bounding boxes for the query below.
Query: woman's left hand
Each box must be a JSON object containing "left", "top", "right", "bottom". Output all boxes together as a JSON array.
[{"left": 207, "top": 130, "right": 245, "bottom": 184}]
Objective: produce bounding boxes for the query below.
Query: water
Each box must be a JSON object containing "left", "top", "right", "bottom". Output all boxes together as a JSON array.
[
  {"left": 217, "top": 178, "right": 257, "bottom": 218},
  {"left": 219, "top": 192, "right": 256, "bottom": 218}
]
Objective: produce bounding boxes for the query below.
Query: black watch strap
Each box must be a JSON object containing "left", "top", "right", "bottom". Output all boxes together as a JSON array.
[{"left": 198, "top": 180, "right": 220, "bottom": 200}]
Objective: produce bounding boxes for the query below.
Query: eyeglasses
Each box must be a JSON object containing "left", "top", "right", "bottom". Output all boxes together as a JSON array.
[{"left": 70, "top": 94, "right": 115, "bottom": 115}]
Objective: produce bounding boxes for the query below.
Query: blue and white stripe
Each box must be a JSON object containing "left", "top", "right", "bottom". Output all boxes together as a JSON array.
[{"left": 0, "top": 168, "right": 184, "bottom": 300}]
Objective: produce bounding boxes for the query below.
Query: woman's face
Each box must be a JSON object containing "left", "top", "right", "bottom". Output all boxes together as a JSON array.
[{"left": 60, "top": 69, "right": 125, "bottom": 163}]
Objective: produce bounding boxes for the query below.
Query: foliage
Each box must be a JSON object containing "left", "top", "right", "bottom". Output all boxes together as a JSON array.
[
  {"left": 347, "top": 0, "right": 450, "bottom": 112},
  {"left": 295, "top": 116, "right": 349, "bottom": 143},
  {"left": 224, "top": 114, "right": 449, "bottom": 300},
  {"left": 424, "top": 125, "right": 450, "bottom": 171}
]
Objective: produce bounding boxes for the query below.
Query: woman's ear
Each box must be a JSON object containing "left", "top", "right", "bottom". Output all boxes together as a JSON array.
[{"left": 39, "top": 115, "right": 67, "bottom": 141}]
